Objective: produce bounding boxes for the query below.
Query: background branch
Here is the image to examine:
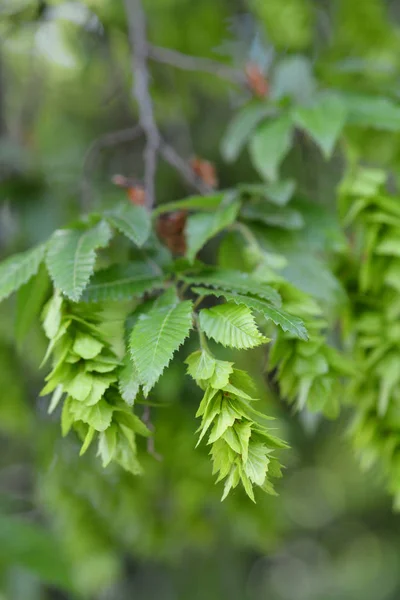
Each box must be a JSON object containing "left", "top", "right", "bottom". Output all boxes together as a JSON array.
[
  {"left": 124, "top": 0, "right": 159, "bottom": 208},
  {"left": 147, "top": 44, "right": 245, "bottom": 85},
  {"left": 81, "top": 125, "right": 142, "bottom": 211}
]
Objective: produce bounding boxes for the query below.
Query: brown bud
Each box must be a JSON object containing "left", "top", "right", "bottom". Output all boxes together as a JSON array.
[
  {"left": 190, "top": 157, "right": 218, "bottom": 189},
  {"left": 156, "top": 210, "right": 187, "bottom": 256},
  {"left": 245, "top": 63, "right": 269, "bottom": 98},
  {"left": 111, "top": 175, "right": 146, "bottom": 206}
]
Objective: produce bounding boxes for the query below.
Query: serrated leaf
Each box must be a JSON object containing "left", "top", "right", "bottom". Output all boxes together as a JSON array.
[
  {"left": 199, "top": 303, "right": 268, "bottom": 349},
  {"left": 106, "top": 202, "right": 151, "bottom": 247},
  {"left": 46, "top": 221, "right": 112, "bottom": 301},
  {"left": 244, "top": 443, "right": 270, "bottom": 486},
  {"left": 82, "top": 264, "right": 165, "bottom": 302},
  {"left": 191, "top": 287, "right": 308, "bottom": 340},
  {"left": 0, "top": 243, "right": 46, "bottom": 303},
  {"left": 249, "top": 116, "right": 293, "bottom": 181},
  {"left": 15, "top": 263, "right": 50, "bottom": 345},
  {"left": 221, "top": 102, "right": 277, "bottom": 162},
  {"left": 181, "top": 268, "right": 281, "bottom": 306},
  {"left": 185, "top": 350, "right": 216, "bottom": 381},
  {"left": 185, "top": 201, "right": 240, "bottom": 263},
  {"left": 69, "top": 397, "right": 114, "bottom": 431},
  {"left": 130, "top": 300, "right": 193, "bottom": 395},
  {"left": 292, "top": 93, "right": 347, "bottom": 158},
  {"left": 118, "top": 356, "right": 140, "bottom": 406}
]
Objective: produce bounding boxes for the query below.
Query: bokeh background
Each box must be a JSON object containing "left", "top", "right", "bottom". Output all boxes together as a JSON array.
[{"left": 1, "top": 0, "right": 400, "bottom": 598}]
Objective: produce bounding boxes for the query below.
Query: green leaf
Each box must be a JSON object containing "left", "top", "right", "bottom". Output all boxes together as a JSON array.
[
  {"left": 106, "top": 202, "right": 151, "bottom": 247},
  {"left": 221, "top": 465, "right": 241, "bottom": 501},
  {"left": 15, "top": 262, "right": 50, "bottom": 344},
  {"left": 241, "top": 203, "right": 304, "bottom": 230},
  {"left": 344, "top": 94, "right": 400, "bottom": 130},
  {"left": 83, "top": 375, "right": 116, "bottom": 406},
  {"left": 65, "top": 372, "right": 94, "bottom": 402},
  {"left": 73, "top": 333, "right": 103, "bottom": 359},
  {"left": 239, "top": 180, "right": 296, "bottom": 206},
  {"left": 208, "top": 403, "right": 237, "bottom": 444},
  {"left": 249, "top": 116, "right": 293, "bottom": 181},
  {"left": 42, "top": 292, "right": 63, "bottom": 339},
  {"left": 221, "top": 102, "right": 277, "bottom": 162},
  {"left": 130, "top": 300, "right": 193, "bottom": 395},
  {"left": 69, "top": 398, "right": 114, "bottom": 431},
  {"left": 185, "top": 201, "right": 240, "bottom": 263},
  {"left": 0, "top": 243, "right": 46, "bottom": 303},
  {"left": 97, "top": 425, "right": 117, "bottom": 467},
  {"left": 154, "top": 192, "right": 227, "bottom": 215},
  {"left": 199, "top": 303, "right": 269, "bottom": 349},
  {"left": 48, "top": 385, "right": 64, "bottom": 414},
  {"left": 181, "top": 268, "right": 281, "bottom": 306},
  {"left": 209, "top": 360, "right": 234, "bottom": 389},
  {"left": 292, "top": 93, "right": 347, "bottom": 158},
  {"left": 191, "top": 287, "right": 308, "bottom": 340},
  {"left": 46, "top": 221, "right": 112, "bottom": 301},
  {"left": 185, "top": 350, "right": 216, "bottom": 381},
  {"left": 118, "top": 356, "right": 140, "bottom": 406},
  {"left": 82, "top": 264, "right": 165, "bottom": 302},
  {"left": 116, "top": 410, "right": 150, "bottom": 437},
  {"left": 244, "top": 443, "right": 270, "bottom": 486},
  {"left": 79, "top": 426, "right": 96, "bottom": 456},
  {"left": 235, "top": 421, "right": 252, "bottom": 462}
]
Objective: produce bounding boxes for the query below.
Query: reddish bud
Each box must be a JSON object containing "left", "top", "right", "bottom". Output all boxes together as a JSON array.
[
  {"left": 245, "top": 63, "right": 269, "bottom": 98},
  {"left": 190, "top": 157, "right": 218, "bottom": 189}
]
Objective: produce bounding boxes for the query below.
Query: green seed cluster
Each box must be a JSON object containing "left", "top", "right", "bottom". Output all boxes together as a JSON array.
[
  {"left": 341, "top": 167, "right": 400, "bottom": 507},
  {"left": 185, "top": 349, "right": 286, "bottom": 501},
  {"left": 268, "top": 280, "right": 351, "bottom": 418},
  {"left": 41, "top": 292, "right": 150, "bottom": 474}
]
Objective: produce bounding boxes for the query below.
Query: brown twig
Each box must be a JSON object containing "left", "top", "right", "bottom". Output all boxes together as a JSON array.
[
  {"left": 124, "top": 0, "right": 159, "bottom": 208},
  {"left": 147, "top": 44, "right": 245, "bottom": 86},
  {"left": 81, "top": 125, "right": 142, "bottom": 211}
]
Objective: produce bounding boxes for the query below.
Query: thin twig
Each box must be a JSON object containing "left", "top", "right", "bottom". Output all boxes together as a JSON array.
[
  {"left": 81, "top": 125, "right": 142, "bottom": 211},
  {"left": 147, "top": 44, "right": 245, "bottom": 85},
  {"left": 124, "top": 0, "right": 159, "bottom": 208},
  {"left": 159, "top": 140, "right": 211, "bottom": 195}
]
